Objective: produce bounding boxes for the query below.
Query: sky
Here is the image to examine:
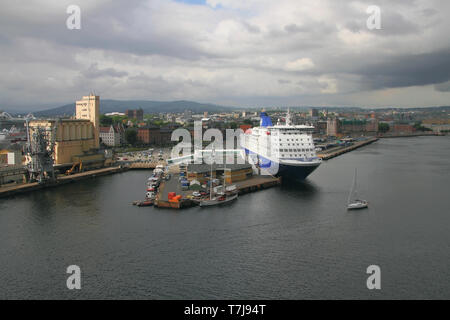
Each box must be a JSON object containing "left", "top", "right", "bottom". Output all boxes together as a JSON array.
[{"left": 1, "top": 0, "right": 450, "bottom": 111}]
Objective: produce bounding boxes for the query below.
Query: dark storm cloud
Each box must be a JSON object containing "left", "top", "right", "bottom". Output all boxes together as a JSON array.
[
  {"left": 0, "top": 0, "right": 449, "bottom": 109},
  {"left": 355, "top": 49, "right": 450, "bottom": 90}
]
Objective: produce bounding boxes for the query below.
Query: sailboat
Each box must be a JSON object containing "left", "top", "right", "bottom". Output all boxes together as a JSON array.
[
  {"left": 199, "top": 146, "right": 238, "bottom": 207},
  {"left": 347, "top": 168, "right": 368, "bottom": 210}
]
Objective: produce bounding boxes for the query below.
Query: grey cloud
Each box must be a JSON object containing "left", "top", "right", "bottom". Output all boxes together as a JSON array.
[
  {"left": 421, "top": 8, "right": 438, "bottom": 17},
  {"left": 82, "top": 63, "right": 128, "bottom": 78},
  {"left": 284, "top": 24, "right": 308, "bottom": 34},
  {"left": 243, "top": 22, "right": 261, "bottom": 34},
  {"left": 434, "top": 81, "right": 450, "bottom": 92}
]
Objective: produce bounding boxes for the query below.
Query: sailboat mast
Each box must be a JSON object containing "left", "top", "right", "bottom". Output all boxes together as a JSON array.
[
  {"left": 348, "top": 168, "right": 357, "bottom": 204},
  {"left": 210, "top": 144, "right": 215, "bottom": 201},
  {"left": 223, "top": 152, "right": 226, "bottom": 192}
]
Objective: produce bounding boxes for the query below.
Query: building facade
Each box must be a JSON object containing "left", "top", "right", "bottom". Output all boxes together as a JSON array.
[
  {"left": 327, "top": 118, "right": 340, "bottom": 136},
  {"left": 137, "top": 126, "right": 175, "bottom": 146},
  {"left": 99, "top": 124, "right": 125, "bottom": 147},
  {"left": 76, "top": 95, "right": 100, "bottom": 149},
  {"left": 125, "top": 109, "right": 144, "bottom": 121}
]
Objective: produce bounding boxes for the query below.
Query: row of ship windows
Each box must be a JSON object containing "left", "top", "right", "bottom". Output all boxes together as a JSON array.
[
  {"left": 280, "top": 138, "right": 310, "bottom": 142},
  {"left": 279, "top": 143, "right": 312, "bottom": 147},
  {"left": 278, "top": 148, "right": 314, "bottom": 152},
  {"left": 281, "top": 154, "right": 312, "bottom": 158}
]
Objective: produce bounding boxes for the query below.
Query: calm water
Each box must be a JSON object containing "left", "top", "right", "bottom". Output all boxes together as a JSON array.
[{"left": 1, "top": 136, "right": 450, "bottom": 299}]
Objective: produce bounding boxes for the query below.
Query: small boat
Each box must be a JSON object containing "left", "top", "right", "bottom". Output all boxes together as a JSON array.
[
  {"left": 199, "top": 144, "right": 238, "bottom": 207},
  {"left": 132, "top": 200, "right": 153, "bottom": 206},
  {"left": 347, "top": 199, "right": 368, "bottom": 210},
  {"left": 137, "top": 200, "right": 153, "bottom": 207},
  {"left": 199, "top": 193, "right": 238, "bottom": 207},
  {"left": 347, "top": 168, "right": 368, "bottom": 210}
]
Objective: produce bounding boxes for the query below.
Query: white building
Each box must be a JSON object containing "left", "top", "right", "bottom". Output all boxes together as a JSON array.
[
  {"left": 99, "top": 124, "right": 125, "bottom": 147},
  {"left": 105, "top": 112, "right": 125, "bottom": 116}
]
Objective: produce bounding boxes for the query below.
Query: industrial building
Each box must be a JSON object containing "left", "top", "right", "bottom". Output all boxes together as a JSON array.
[
  {"left": 186, "top": 163, "right": 253, "bottom": 184},
  {"left": 27, "top": 94, "right": 104, "bottom": 165}
]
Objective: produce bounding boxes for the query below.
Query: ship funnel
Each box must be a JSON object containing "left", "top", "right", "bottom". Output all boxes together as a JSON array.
[{"left": 260, "top": 111, "right": 273, "bottom": 127}]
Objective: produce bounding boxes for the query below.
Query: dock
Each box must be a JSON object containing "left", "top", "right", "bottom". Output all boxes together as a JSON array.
[
  {"left": 0, "top": 166, "right": 128, "bottom": 198},
  {"left": 235, "top": 175, "right": 282, "bottom": 195},
  {"left": 154, "top": 173, "right": 281, "bottom": 209},
  {"left": 317, "top": 137, "right": 378, "bottom": 160}
]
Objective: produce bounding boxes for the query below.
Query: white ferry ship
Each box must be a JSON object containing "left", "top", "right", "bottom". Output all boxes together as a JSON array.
[{"left": 241, "top": 109, "right": 322, "bottom": 180}]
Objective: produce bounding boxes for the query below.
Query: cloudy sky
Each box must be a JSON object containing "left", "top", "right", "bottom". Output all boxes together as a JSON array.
[{"left": 1, "top": 0, "right": 450, "bottom": 111}]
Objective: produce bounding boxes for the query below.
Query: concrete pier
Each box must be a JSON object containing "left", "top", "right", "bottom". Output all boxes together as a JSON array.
[
  {"left": 0, "top": 166, "right": 128, "bottom": 198},
  {"left": 317, "top": 137, "right": 378, "bottom": 160}
]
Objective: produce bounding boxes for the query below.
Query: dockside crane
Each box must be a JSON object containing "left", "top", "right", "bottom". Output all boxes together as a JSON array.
[{"left": 25, "top": 119, "right": 59, "bottom": 184}]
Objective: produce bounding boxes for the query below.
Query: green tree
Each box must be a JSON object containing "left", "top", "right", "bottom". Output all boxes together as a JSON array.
[
  {"left": 378, "top": 122, "right": 390, "bottom": 133},
  {"left": 125, "top": 129, "right": 138, "bottom": 146},
  {"left": 100, "top": 115, "right": 113, "bottom": 126},
  {"left": 413, "top": 121, "right": 432, "bottom": 132},
  {"left": 111, "top": 115, "right": 128, "bottom": 124}
]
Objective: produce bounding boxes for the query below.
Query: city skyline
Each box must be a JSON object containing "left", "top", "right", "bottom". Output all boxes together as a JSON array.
[{"left": 1, "top": 0, "right": 450, "bottom": 111}]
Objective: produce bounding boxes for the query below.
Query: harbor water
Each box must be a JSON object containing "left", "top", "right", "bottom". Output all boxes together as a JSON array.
[{"left": 1, "top": 136, "right": 450, "bottom": 299}]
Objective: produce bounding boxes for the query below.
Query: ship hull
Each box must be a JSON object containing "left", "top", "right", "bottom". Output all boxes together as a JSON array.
[
  {"left": 243, "top": 148, "right": 320, "bottom": 181},
  {"left": 277, "top": 162, "right": 320, "bottom": 181}
]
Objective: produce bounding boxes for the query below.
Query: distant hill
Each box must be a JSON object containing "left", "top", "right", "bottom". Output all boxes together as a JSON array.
[{"left": 33, "top": 99, "right": 238, "bottom": 117}]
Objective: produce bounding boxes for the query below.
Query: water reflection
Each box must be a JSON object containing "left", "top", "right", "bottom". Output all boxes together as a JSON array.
[{"left": 279, "top": 178, "right": 320, "bottom": 200}]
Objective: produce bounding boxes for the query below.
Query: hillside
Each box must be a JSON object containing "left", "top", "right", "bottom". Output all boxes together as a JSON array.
[{"left": 33, "top": 99, "right": 238, "bottom": 117}]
